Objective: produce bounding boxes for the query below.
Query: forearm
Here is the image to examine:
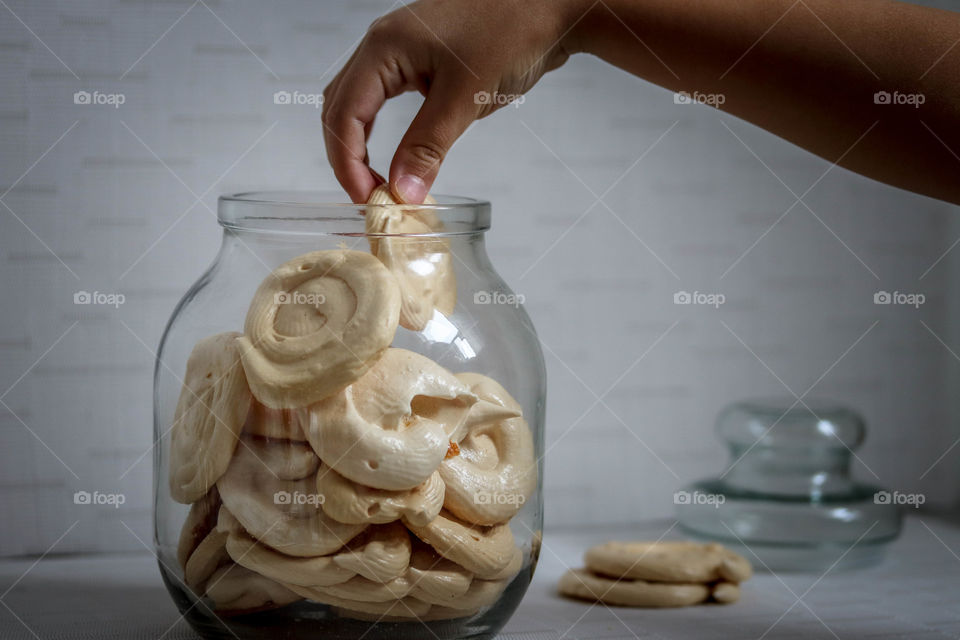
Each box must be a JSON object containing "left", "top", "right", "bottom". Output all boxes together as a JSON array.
[{"left": 563, "top": 0, "right": 960, "bottom": 205}]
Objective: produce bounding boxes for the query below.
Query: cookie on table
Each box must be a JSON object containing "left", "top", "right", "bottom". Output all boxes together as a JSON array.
[
  {"left": 585, "top": 541, "right": 752, "bottom": 583},
  {"left": 558, "top": 568, "right": 710, "bottom": 608}
]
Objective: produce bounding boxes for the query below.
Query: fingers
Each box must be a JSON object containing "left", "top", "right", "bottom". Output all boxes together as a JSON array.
[
  {"left": 321, "top": 52, "right": 387, "bottom": 203},
  {"left": 389, "top": 76, "right": 480, "bottom": 204}
]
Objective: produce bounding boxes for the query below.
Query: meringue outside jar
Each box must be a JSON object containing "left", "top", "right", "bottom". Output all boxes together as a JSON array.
[{"left": 154, "top": 191, "right": 546, "bottom": 640}]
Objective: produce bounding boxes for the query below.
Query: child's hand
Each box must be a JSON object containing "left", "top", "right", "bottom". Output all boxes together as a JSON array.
[{"left": 321, "top": 0, "right": 579, "bottom": 203}]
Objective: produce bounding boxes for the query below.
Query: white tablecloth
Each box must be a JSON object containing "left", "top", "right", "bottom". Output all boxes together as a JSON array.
[{"left": 1, "top": 515, "right": 958, "bottom": 639}]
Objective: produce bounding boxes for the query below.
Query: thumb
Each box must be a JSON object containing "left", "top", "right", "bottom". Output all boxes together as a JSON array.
[{"left": 389, "top": 78, "right": 480, "bottom": 204}]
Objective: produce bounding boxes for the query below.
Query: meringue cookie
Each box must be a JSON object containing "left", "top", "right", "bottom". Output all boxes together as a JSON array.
[
  {"left": 285, "top": 587, "right": 430, "bottom": 618},
  {"left": 316, "top": 465, "right": 444, "bottom": 527},
  {"left": 405, "top": 510, "right": 517, "bottom": 580},
  {"left": 298, "top": 574, "right": 414, "bottom": 603},
  {"left": 237, "top": 250, "right": 401, "bottom": 409},
  {"left": 204, "top": 564, "right": 301, "bottom": 613},
  {"left": 302, "top": 348, "right": 477, "bottom": 490},
  {"left": 329, "top": 522, "right": 413, "bottom": 584},
  {"left": 412, "top": 576, "right": 509, "bottom": 611},
  {"left": 439, "top": 373, "right": 536, "bottom": 525},
  {"left": 404, "top": 546, "right": 472, "bottom": 602},
  {"left": 184, "top": 529, "right": 230, "bottom": 591},
  {"left": 219, "top": 509, "right": 354, "bottom": 588},
  {"left": 712, "top": 582, "right": 741, "bottom": 604},
  {"left": 216, "top": 438, "right": 365, "bottom": 557},
  {"left": 366, "top": 184, "right": 456, "bottom": 331},
  {"left": 236, "top": 436, "right": 319, "bottom": 481},
  {"left": 243, "top": 401, "right": 308, "bottom": 442},
  {"left": 584, "top": 541, "right": 752, "bottom": 584},
  {"left": 169, "top": 332, "right": 251, "bottom": 504},
  {"left": 176, "top": 487, "right": 221, "bottom": 570},
  {"left": 558, "top": 568, "right": 710, "bottom": 608}
]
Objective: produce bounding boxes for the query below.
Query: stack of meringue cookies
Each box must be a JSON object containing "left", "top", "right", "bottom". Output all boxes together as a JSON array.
[
  {"left": 170, "top": 186, "right": 536, "bottom": 621},
  {"left": 559, "top": 541, "right": 752, "bottom": 607}
]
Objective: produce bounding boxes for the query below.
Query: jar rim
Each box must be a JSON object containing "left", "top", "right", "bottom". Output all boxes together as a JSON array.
[{"left": 218, "top": 190, "right": 491, "bottom": 236}]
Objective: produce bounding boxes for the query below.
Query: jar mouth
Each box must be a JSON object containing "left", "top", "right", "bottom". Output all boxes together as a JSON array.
[{"left": 218, "top": 190, "right": 491, "bottom": 236}]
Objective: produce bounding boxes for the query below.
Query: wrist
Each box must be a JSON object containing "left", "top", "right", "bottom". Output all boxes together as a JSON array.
[{"left": 557, "top": 0, "right": 603, "bottom": 55}]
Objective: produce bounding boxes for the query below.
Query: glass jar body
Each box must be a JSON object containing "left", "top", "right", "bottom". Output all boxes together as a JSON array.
[{"left": 154, "top": 194, "right": 545, "bottom": 639}]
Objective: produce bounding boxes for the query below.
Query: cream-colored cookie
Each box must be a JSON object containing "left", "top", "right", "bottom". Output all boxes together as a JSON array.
[
  {"left": 220, "top": 508, "right": 410, "bottom": 586},
  {"left": 366, "top": 184, "right": 455, "bottom": 331},
  {"left": 404, "top": 546, "right": 472, "bottom": 602},
  {"left": 405, "top": 510, "right": 516, "bottom": 580},
  {"left": 219, "top": 510, "right": 352, "bottom": 587},
  {"left": 285, "top": 584, "right": 431, "bottom": 618},
  {"left": 329, "top": 522, "right": 413, "bottom": 583},
  {"left": 584, "top": 541, "right": 752, "bottom": 584},
  {"left": 440, "top": 373, "right": 535, "bottom": 525},
  {"left": 184, "top": 529, "right": 230, "bottom": 591},
  {"left": 712, "top": 581, "right": 740, "bottom": 604},
  {"left": 486, "top": 546, "right": 524, "bottom": 581},
  {"left": 237, "top": 436, "right": 319, "bottom": 481},
  {"left": 558, "top": 568, "right": 710, "bottom": 608},
  {"left": 301, "top": 348, "right": 477, "bottom": 490},
  {"left": 204, "top": 564, "right": 301, "bottom": 613},
  {"left": 317, "top": 465, "right": 444, "bottom": 526},
  {"left": 243, "top": 401, "right": 308, "bottom": 441},
  {"left": 413, "top": 576, "right": 508, "bottom": 611},
  {"left": 176, "top": 487, "right": 221, "bottom": 569},
  {"left": 237, "top": 250, "right": 401, "bottom": 409},
  {"left": 169, "top": 332, "right": 251, "bottom": 504},
  {"left": 298, "top": 574, "right": 414, "bottom": 603},
  {"left": 216, "top": 439, "right": 365, "bottom": 556},
  {"left": 419, "top": 606, "right": 477, "bottom": 621}
]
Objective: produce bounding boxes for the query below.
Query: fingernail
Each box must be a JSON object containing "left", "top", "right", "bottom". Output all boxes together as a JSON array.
[{"left": 394, "top": 175, "right": 427, "bottom": 204}]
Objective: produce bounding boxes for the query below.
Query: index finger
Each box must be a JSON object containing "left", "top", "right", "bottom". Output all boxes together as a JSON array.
[{"left": 321, "top": 52, "right": 387, "bottom": 203}]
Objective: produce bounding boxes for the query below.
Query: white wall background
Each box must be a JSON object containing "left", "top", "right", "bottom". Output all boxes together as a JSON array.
[{"left": 1, "top": 0, "right": 958, "bottom": 556}]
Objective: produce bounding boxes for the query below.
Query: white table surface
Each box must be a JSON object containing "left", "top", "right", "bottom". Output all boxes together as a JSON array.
[{"left": 1, "top": 515, "right": 958, "bottom": 640}]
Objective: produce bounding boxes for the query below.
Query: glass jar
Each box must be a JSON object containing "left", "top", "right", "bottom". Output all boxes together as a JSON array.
[
  {"left": 676, "top": 398, "right": 901, "bottom": 572},
  {"left": 154, "top": 191, "right": 546, "bottom": 639}
]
